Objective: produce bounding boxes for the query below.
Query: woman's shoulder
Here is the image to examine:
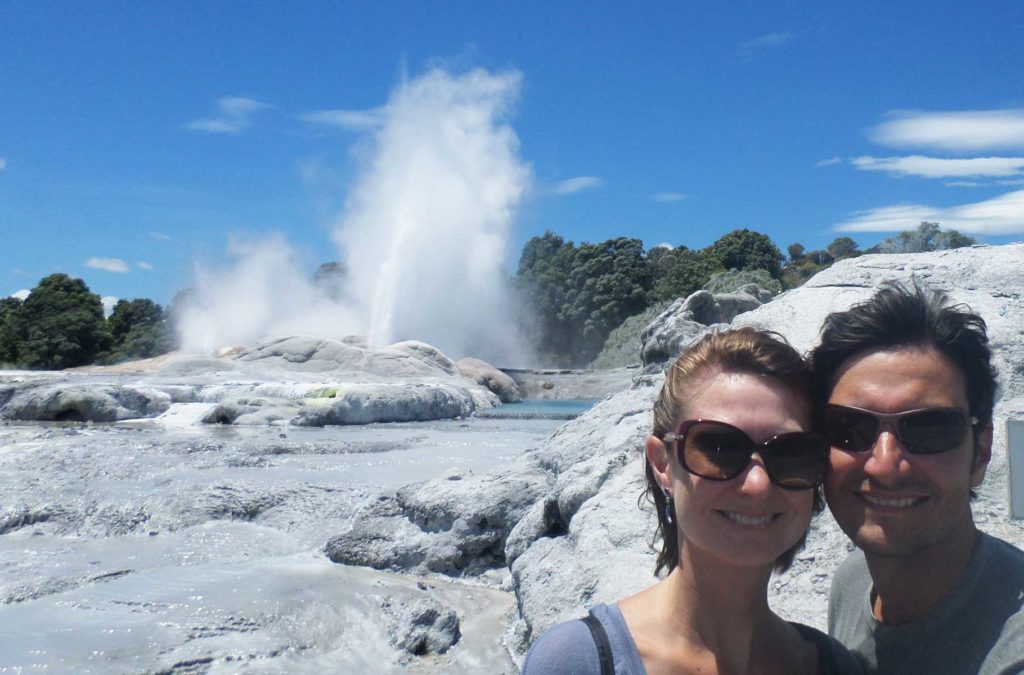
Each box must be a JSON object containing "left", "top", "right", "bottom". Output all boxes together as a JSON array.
[
  {"left": 521, "top": 604, "right": 644, "bottom": 675},
  {"left": 788, "top": 622, "right": 865, "bottom": 675}
]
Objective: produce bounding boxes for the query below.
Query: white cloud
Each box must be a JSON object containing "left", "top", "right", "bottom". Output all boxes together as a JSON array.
[
  {"left": 555, "top": 176, "right": 603, "bottom": 195},
  {"left": 946, "top": 180, "right": 987, "bottom": 188},
  {"left": 136, "top": 261, "right": 154, "bottom": 271},
  {"left": 816, "top": 157, "right": 842, "bottom": 167},
  {"left": 149, "top": 231, "right": 172, "bottom": 241},
  {"left": 101, "top": 296, "right": 119, "bottom": 317},
  {"left": 300, "top": 108, "right": 383, "bottom": 130},
  {"left": 851, "top": 155, "right": 1024, "bottom": 178},
  {"left": 835, "top": 189, "right": 1024, "bottom": 235},
  {"left": 188, "top": 96, "right": 269, "bottom": 134},
  {"left": 738, "top": 32, "right": 794, "bottom": 52},
  {"left": 652, "top": 242, "right": 673, "bottom": 250},
  {"left": 86, "top": 257, "right": 130, "bottom": 273},
  {"left": 0, "top": 158, "right": 6, "bottom": 170},
  {"left": 652, "top": 192, "right": 688, "bottom": 203},
  {"left": 869, "top": 109, "right": 1024, "bottom": 152},
  {"left": 11, "top": 289, "right": 29, "bottom": 301}
]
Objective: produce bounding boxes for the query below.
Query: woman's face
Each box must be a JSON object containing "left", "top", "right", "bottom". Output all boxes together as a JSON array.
[{"left": 652, "top": 370, "right": 816, "bottom": 570}]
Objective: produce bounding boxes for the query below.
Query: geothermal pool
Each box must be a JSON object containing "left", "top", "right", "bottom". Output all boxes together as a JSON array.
[{"left": 0, "top": 408, "right": 578, "bottom": 673}]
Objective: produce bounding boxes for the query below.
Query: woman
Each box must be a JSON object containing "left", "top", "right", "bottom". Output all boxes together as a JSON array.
[{"left": 522, "top": 328, "right": 860, "bottom": 674}]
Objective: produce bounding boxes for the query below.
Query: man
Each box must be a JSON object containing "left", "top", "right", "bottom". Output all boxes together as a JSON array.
[{"left": 810, "top": 282, "right": 1024, "bottom": 674}]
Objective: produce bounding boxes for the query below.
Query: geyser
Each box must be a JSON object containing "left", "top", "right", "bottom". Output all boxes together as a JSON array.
[
  {"left": 336, "top": 68, "right": 531, "bottom": 363},
  {"left": 178, "top": 67, "right": 532, "bottom": 365}
]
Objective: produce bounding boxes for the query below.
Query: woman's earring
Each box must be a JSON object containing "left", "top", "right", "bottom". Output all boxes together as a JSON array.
[{"left": 662, "top": 487, "right": 673, "bottom": 523}]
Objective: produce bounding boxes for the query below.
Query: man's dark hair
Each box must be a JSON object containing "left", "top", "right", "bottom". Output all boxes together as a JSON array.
[{"left": 810, "top": 281, "right": 997, "bottom": 427}]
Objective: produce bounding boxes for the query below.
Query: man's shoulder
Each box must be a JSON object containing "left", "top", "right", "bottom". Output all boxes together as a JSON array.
[
  {"left": 831, "top": 548, "right": 870, "bottom": 594},
  {"left": 980, "top": 531, "right": 1024, "bottom": 571}
]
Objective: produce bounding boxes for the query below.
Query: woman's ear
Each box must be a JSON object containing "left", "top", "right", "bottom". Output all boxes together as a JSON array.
[{"left": 646, "top": 435, "right": 673, "bottom": 491}]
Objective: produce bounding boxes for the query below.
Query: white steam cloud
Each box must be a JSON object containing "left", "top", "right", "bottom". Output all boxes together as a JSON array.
[
  {"left": 336, "top": 68, "right": 531, "bottom": 363},
  {"left": 177, "top": 236, "right": 361, "bottom": 354},
  {"left": 177, "top": 68, "right": 532, "bottom": 365}
]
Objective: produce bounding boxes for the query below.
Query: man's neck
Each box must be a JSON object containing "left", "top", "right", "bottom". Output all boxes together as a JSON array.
[{"left": 865, "top": 526, "right": 980, "bottom": 625}]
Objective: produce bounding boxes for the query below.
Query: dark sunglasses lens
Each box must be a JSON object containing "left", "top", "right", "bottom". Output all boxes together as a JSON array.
[
  {"left": 763, "top": 434, "right": 828, "bottom": 489},
  {"left": 683, "top": 423, "right": 752, "bottom": 480},
  {"left": 898, "top": 409, "right": 969, "bottom": 454},
  {"left": 824, "top": 407, "right": 879, "bottom": 452}
]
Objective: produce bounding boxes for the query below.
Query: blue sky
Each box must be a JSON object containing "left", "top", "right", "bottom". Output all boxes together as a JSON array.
[{"left": 2, "top": 1, "right": 1023, "bottom": 308}]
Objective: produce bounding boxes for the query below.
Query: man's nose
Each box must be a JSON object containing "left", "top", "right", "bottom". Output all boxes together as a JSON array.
[{"left": 863, "top": 427, "right": 910, "bottom": 482}]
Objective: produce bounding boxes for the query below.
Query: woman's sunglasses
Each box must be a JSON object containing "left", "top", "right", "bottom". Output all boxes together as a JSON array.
[
  {"left": 821, "top": 404, "right": 979, "bottom": 455},
  {"left": 663, "top": 419, "right": 828, "bottom": 490}
]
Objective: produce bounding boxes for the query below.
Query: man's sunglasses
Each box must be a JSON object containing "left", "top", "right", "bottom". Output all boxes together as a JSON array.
[
  {"left": 663, "top": 419, "right": 828, "bottom": 490},
  {"left": 821, "top": 404, "right": 979, "bottom": 455}
]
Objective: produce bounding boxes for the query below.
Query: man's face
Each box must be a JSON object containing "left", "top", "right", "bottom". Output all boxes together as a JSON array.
[{"left": 823, "top": 347, "right": 990, "bottom": 558}]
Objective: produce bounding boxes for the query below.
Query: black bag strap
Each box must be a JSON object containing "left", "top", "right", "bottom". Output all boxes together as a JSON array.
[{"left": 581, "top": 611, "right": 615, "bottom": 675}]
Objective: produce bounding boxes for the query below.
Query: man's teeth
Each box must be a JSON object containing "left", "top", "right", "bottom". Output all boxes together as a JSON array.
[
  {"left": 862, "top": 494, "right": 917, "bottom": 508},
  {"left": 723, "top": 512, "right": 774, "bottom": 526}
]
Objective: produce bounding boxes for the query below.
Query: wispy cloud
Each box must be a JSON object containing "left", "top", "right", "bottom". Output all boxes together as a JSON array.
[
  {"left": 946, "top": 180, "right": 988, "bottom": 188},
  {"left": 148, "top": 231, "right": 172, "bottom": 241},
  {"left": 0, "top": 158, "right": 6, "bottom": 170},
  {"left": 652, "top": 192, "right": 688, "bottom": 203},
  {"left": 300, "top": 108, "right": 384, "bottom": 131},
  {"left": 868, "top": 109, "right": 1024, "bottom": 153},
  {"left": 851, "top": 155, "right": 1024, "bottom": 178},
  {"left": 136, "top": 261, "right": 154, "bottom": 271},
  {"left": 816, "top": 157, "right": 842, "bottom": 167},
  {"left": 555, "top": 176, "right": 603, "bottom": 195},
  {"left": 86, "top": 257, "right": 130, "bottom": 273},
  {"left": 188, "top": 96, "right": 270, "bottom": 134},
  {"left": 738, "top": 32, "right": 794, "bottom": 54},
  {"left": 835, "top": 189, "right": 1024, "bottom": 235}
]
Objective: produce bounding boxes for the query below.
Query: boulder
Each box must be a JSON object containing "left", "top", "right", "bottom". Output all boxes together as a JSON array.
[
  {"left": 385, "top": 597, "right": 461, "bottom": 655},
  {"left": 456, "top": 357, "right": 522, "bottom": 403},
  {"left": 0, "top": 384, "right": 171, "bottom": 422},
  {"left": 639, "top": 288, "right": 767, "bottom": 365},
  {"left": 296, "top": 383, "right": 490, "bottom": 426},
  {"left": 324, "top": 465, "right": 552, "bottom": 576}
]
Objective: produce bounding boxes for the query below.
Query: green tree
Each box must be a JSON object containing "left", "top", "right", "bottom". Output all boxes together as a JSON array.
[
  {"left": 516, "top": 232, "right": 577, "bottom": 361},
  {"left": 104, "top": 298, "right": 175, "bottom": 363},
  {"left": 564, "top": 237, "right": 651, "bottom": 363},
  {"left": 827, "top": 236, "right": 860, "bottom": 260},
  {"left": 704, "top": 229, "right": 784, "bottom": 279},
  {"left": 14, "top": 274, "right": 107, "bottom": 369},
  {"left": 0, "top": 297, "right": 23, "bottom": 365},
  {"left": 876, "top": 222, "right": 976, "bottom": 254},
  {"left": 787, "top": 243, "right": 805, "bottom": 262},
  {"left": 517, "top": 234, "right": 652, "bottom": 366},
  {"left": 649, "top": 245, "right": 717, "bottom": 302}
]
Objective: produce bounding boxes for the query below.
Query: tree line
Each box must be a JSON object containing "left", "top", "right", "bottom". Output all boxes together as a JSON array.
[
  {"left": 516, "top": 222, "right": 976, "bottom": 366},
  {"left": 1, "top": 222, "right": 975, "bottom": 370},
  {"left": 0, "top": 274, "right": 177, "bottom": 369}
]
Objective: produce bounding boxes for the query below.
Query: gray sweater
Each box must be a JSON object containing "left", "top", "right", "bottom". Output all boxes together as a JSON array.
[{"left": 828, "top": 532, "right": 1024, "bottom": 674}]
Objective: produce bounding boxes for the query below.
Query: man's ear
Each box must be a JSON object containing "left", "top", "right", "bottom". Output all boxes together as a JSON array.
[
  {"left": 646, "top": 435, "right": 673, "bottom": 491},
  {"left": 971, "top": 423, "right": 993, "bottom": 488}
]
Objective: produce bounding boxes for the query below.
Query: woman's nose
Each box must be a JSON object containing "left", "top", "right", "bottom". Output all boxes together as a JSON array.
[{"left": 737, "top": 453, "right": 774, "bottom": 494}]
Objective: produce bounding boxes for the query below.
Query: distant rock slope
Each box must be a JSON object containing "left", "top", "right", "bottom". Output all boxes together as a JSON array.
[
  {"left": 315, "top": 244, "right": 1024, "bottom": 662},
  {"left": 0, "top": 337, "right": 508, "bottom": 426}
]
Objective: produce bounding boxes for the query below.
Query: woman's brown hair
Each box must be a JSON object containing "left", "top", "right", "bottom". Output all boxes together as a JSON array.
[{"left": 646, "top": 327, "right": 824, "bottom": 576}]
